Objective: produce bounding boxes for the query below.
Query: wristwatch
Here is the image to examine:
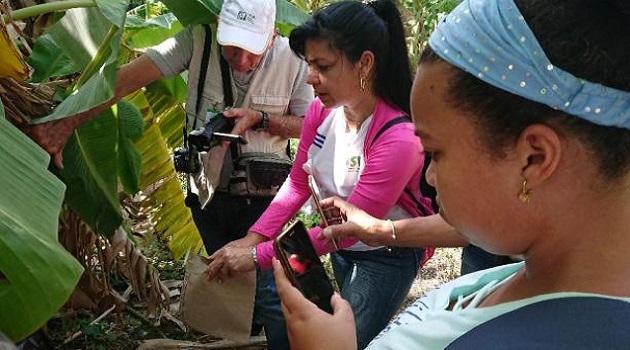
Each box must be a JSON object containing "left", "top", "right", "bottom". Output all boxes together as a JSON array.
[{"left": 254, "top": 110, "right": 270, "bottom": 131}]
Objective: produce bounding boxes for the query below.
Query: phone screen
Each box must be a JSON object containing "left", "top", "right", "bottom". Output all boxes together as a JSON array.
[{"left": 273, "top": 220, "right": 335, "bottom": 314}]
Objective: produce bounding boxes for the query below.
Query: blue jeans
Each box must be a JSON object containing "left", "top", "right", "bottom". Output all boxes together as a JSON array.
[
  {"left": 460, "top": 245, "right": 520, "bottom": 275},
  {"left": 331, "top": 247, "right": 422, "bottom": 349},
  {"left": 254, "top": 269, "right": 289, "bottom": 350},
  {"left": 189, "top": 192, "right": 289, "bottom": 350}
]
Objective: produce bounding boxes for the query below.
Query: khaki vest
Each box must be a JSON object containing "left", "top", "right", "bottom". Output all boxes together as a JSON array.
[{"left": 186, "top": 25, "right": 307, "bottom": 206}]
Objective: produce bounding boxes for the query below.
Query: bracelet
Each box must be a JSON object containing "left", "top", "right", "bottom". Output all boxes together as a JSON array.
[
  {"left": 387, "top": 219, "right": 397, "bottom": 242},
  {"left": 254, "top": 110, "right": 270, "bottom": 131},
  {"left": 251, "top": 246, "right": 258, "bottom": 266}
]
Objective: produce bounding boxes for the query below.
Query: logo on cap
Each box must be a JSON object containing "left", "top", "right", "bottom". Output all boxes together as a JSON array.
[{"left": 236, "top": 11, "right": 255, "bottom": 24}]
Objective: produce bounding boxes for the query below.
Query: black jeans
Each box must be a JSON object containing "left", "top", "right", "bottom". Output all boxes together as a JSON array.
[
  {"left": 190, "top": 192, "right": 273, "bottom": 254},
  {"left": 189, "top": 192, "right": 289, "bottom": 350}
]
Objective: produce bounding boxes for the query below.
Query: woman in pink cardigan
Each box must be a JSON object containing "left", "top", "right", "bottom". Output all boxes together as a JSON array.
[{"left": 207, "top": 1, "right": 434, "bottom": 348}]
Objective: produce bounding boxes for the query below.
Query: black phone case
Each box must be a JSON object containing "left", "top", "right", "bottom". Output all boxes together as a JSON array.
[{"left": 273, "top": 220, "right": 335, "bottom": 314}]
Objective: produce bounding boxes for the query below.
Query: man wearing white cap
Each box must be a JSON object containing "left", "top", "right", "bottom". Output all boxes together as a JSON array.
[
  {"left": 28, "top": 0, "right": 312, "bottom": 348},
  {"left": 144, "top": 1, "right": 312, "bottom": 348}
]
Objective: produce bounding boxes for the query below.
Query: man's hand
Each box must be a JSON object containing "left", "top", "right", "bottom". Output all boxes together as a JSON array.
[
  {"left": 23, "top": 116, "right": 82, "bottom": 169},
  {"left": 23, "top": 54, "right": 164, "bottom": 169},
  {"left": 222, "top": 108, "right": 264, "bottom": 135},
  {"left": 273, "top": 259, "right": 357, "bottom": 350}
]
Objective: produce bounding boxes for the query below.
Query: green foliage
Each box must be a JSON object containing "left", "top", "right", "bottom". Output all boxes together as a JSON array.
[
  {"left": 124, "top": 13, "right": 183, "bottom": 49},
  {"left": 275, "top": 0, "right": 312, "bottom": 36},
  {"left": 36, "top": 2, "right": 127, "bottom": 123},
  {"left": 116, "top": 100, "right": 145, "bottom": 194},
  {"left": 296, "top": 211, "right": 321, "bottom": 229},
  {"left": 158, "top": 0, "right": 310, "bottom": 36},
  {"left": 156, "top": 0, "right": 221, "bottom": 27},
  {"left": 141, "top": 235, "right": 186, "bottom": 281},
  {"left": 55, "top": 109, "right": 122, "bottom": 235},
  {"left": 289, "top": 0, "right": 329, "bottom": 13},
  {"left": 27, "top": 34, "right": 79, "bottom": 83},
  {"left": 401, "top": 0, "right": 459, "bottom": 69},
  {"left": 0, "top": 103, "right": 83, "bottom": 342}
]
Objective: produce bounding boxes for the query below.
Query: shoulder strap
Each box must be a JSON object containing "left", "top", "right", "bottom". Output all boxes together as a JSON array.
[
  {"left": 220, "top": 54, "right": 233, "bottom": 107},
  {"left": 219, "top": 55, "right": 239, "bottom": 161},
  {"left": 369, "top": 115, "right": 412, "bottom": 148},
  {"left": 446, "top": 297, "right": 630, "bottom": 350},
  {"left": 185, "top": 24, "right": 213, "bottom": 201},
  {"left": 192, "top": 25, "right": 233, "bottom": 125},
  {"left": 369, "top": 115, "right": 433, "bottom": 216},
  {"left": 192, "top": 24, "right": 214, "bottom": 131}
]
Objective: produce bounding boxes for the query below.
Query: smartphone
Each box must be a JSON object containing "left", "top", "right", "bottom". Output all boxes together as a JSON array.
[
  {"left": 212, "top": 132, "right": 247, "bottom": 144},
  {"left": 308, "top": 175, "right": 343, "bottom": 226},
  {"left": 273, "top": 220, "right": 335, "bottom": 314}
]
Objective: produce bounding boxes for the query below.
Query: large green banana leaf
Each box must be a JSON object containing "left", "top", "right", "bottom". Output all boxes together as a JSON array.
[
  {"left": 35, "top": 0, "right": 129, "bottom": 124},
  {"left": 54, "top": 100, "right": 144, "bottom": 236},
  {"left": 54, "top": 109, "right": 121, "bottom": 235},
  {"left": 0, "top": 102, "right": 83, "bottom": 342},
  {"left": 25, "top": 0, "right": 140, "bottom": 236},
  {"left": 128, "top": 80, "right": 204, "bottom": 259},
  {"left": 26, "top": 1, "right": 198, "bottom": 252},
  {"left": 158, "top": 0, "right": 310, "bottom": 36},
  {"left": 23, "top": 0, "right": 309, "bottom": 253},
  {"left": 156, "top": 0, "right": 221, "bottom": 26},
  {"left": 27, "top": 34, "right": 80, "bottom": 83},
  {"left": 117, "top": 100, "right": 145, "bottom": 195},
  {"left": 125, "top": 12, "right": 184, "bottom": 49}
]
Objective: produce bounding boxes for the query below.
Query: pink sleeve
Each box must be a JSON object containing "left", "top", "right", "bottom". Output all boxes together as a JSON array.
[
  {"left": 347, "top": 123, "right": 423, "bottom": 219},
  {"left": 255, "top": 115, "right": 423, "bottom": 270},
  {"left": 249, "top": 100, "right": 326, "bottom": 238}
]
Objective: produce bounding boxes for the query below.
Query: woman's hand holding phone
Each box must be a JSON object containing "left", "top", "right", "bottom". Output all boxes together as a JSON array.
[
  {"left": 308, "top": 175, "right": 344, "bottom": 250},
  {"left": 273, "top": 258, "right": 357, "bottom": 350},
  {"left": 318, "top": 196, "right": 387, "bottom": 247},
  {"left": 273, "top": 221, "right": 335, "bottom": 313}
]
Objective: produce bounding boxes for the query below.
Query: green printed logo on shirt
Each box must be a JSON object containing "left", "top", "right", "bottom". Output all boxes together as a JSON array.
[{"left": 347, "top": 156, "right": 361, "bottom": 172}]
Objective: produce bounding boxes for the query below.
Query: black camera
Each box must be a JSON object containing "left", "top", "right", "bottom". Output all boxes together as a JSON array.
[
  {"left": 172, "top": 113, "right": 246, "bottom": 174},
  {"left": 173, "top": 146, "right": 201, "bottom": 174}
]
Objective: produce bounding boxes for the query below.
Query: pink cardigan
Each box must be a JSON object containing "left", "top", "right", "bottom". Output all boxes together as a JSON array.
[{"left": 251, "top": 97, "right": 434, "bottom": 269}]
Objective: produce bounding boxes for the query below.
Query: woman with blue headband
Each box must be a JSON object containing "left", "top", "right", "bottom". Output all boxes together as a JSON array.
[
  {"left": 206, "top": 1, "right": 438, "bottom": 348},
  {"left": 272, "top": 0, "right": 630, "bottom": 348}
]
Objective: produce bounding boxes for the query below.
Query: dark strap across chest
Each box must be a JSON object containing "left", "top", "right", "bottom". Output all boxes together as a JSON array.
[{"left": 446, "top": 296, "right": 630, "bottom": 349}]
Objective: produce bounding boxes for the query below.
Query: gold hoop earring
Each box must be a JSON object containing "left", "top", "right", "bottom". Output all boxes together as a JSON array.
[
  {"left": 518, "top": 179, "right": 532, "bottom": 203},
  {"left": 360, "top": 77, "right": 366, "bottom": 92}
]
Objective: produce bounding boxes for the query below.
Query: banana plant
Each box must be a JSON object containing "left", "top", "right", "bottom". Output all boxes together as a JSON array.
[
  {"left": 27, "top": 0, "right": 310, "bottom": 250},
  {"left": 0, "top": 100, "right": 83, "bottom": 342},
  {"left": 0, "top": 0, "right": 309, "bottom": 342}
]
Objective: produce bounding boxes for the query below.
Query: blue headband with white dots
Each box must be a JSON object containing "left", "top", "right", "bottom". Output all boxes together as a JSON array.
[{"left": 429, "top": 0, "right": 630, "bottom": 130}]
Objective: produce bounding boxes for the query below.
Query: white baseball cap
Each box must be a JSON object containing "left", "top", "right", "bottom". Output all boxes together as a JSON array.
[{"left": 217, "top": 0, "right": 276, "bottom": 55}]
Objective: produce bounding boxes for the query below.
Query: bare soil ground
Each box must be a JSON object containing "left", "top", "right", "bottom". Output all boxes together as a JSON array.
[
  {"left": 46, "top": 247, "right": 462, "bottom": 349},
  {"left": 409, "top": 247, "right": 462, "bottom": 301}
]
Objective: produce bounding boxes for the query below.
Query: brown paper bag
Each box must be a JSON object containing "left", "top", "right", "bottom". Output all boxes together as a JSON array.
[{"left": 179, "top": 255, "right": 256, "bottom": 341}]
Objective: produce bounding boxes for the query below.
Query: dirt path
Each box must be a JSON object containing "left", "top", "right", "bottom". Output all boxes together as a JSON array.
[{"left": 407, "top": 247, "right": 462, "bottom": 304}]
